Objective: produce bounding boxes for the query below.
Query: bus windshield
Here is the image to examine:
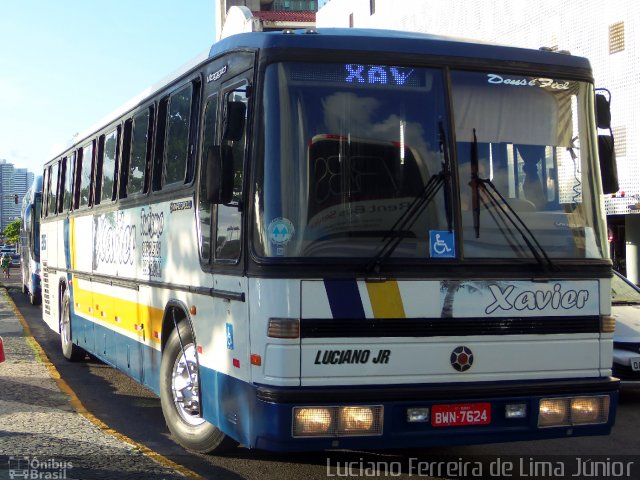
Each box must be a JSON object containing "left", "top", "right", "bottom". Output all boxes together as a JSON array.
[
  {"left": 254, "top": 62, "right": 606, "bottom": 261},
  {"left": 452, "top": 71, "right": 606, "bottom": 259}
]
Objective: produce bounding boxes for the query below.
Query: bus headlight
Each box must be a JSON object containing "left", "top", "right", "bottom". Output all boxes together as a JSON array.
[
  {"left": 538, "top": 399, "right": 569, "bottom": 427},
  {"left": 292, "top": 405, "right": 383, "bottom": 437},
  {"left": 570, "top": 396, "right": 610, "bottom": 425},
  {"left": 538, "top": 396, "right": 609, "bottom": 427},
  {"left": 293, "top": 407, "right": 333, "bottom": 436},
  {"left": 339, "top": 406, "right": 377, "bottom": 434}
]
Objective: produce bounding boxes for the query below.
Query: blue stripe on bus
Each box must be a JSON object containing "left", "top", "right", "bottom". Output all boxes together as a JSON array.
[
  {"left": 63, "top": 218, "right": 71, "bottom": 271},
  {"left": 324, "top": 279, "right": 365, "bottom": 319},
  {"left": 70, "top": 312, "right": 161, "bottom": 395}
]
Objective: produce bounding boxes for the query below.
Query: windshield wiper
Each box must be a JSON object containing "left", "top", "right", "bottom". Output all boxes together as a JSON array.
[
  {"left": 365, "top": 120, "right": 453, "bottom": 276},
  {"left": 470, "top": 129, "right": 481, "bottom": 238},
  {"left": 469, "top": 129, "right": 555, "bottom": 271}
]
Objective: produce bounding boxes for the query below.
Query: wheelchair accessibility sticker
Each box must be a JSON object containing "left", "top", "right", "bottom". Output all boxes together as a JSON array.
[
  {"left": 226, "top": 323, "right": 234, "bottom": 350},
  {"left": 429, "top": 230, "right": 455, "bottom": 258}
]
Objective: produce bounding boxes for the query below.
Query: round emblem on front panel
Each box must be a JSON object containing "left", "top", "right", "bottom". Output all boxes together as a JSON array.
[{"left": 450, "top": 346, "right": 474, "bottom": 372}]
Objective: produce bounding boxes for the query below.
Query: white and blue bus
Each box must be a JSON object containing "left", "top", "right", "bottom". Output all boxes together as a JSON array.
[
  {"left": 20, "top": 175, "right": 43, "bottom": 305},
  {"left": 40, "top": 28, "right": 619, "bottom": 453}
]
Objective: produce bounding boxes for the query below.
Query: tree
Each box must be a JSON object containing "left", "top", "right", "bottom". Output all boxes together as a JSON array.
[{"left": 3, "top": 219, "right": 20, "bottom": 245}]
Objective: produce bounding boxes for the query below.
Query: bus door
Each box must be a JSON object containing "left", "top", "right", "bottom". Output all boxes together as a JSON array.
[{"left": 197, "top": 59, "right": 253, "bottom": 425}]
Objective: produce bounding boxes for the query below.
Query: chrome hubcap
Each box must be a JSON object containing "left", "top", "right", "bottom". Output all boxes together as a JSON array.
[{"left": 171, "top": 343, "right": 204, "bottom": 426}]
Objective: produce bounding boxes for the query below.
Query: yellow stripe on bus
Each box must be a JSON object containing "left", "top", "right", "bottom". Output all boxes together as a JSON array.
[
  {"left": 366, "top": 280, "right": 406, "bottom": 318},
  {"left": 72, "top": 278, "right": 164, "bottom": 344}
]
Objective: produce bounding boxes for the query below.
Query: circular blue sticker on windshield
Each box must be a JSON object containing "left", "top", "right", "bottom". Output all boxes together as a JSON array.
[{"left": 267, "top": 217, "right": 295, "bottom": 246}]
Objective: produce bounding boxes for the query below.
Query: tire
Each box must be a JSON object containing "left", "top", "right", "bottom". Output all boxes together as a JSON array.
[
  {"left": 60, "top": 290, "right": 85, "bottom": 361},
  {"left": 160, "top": 321, "right": 237, "bottom": 454},
  {"left": 29, "top": 291, "right": 42, "bottom": 306}
]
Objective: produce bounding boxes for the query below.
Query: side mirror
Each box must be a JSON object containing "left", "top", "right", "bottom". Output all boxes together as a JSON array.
[
  {"left": 595, "top": 89, "right": 618, "bottom": 194},
  {"left": 598, "top": 135, "right": 619, "bottom": 195},
  {"left": 595, "top": 93, "right": 611, "bottom": 129},
  {"left": 205, "top": 145, "right": 234, "bottom": 204},
  {"left": 223, "top": 101, "right": 246, "bottom": 142}
]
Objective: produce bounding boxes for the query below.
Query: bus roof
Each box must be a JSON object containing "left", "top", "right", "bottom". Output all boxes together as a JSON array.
[
  {"left": 210, "top": 28, "right": 592, "bottom": 70},
  {"left": 49, "top": 28, "right": 591, "bottom": 164}
]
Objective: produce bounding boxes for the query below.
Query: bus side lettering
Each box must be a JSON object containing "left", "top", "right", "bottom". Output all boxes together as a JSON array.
[
  {"left": 314, "top": 349, "right": 370, "bottom": 365},
  {"left": 313, "top": 349, "right": 391, "bottom": 365}
]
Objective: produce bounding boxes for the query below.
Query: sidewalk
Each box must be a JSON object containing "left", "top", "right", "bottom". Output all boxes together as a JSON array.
[{"left": 0, "top": 279, "right": 190, "bottom": 480}]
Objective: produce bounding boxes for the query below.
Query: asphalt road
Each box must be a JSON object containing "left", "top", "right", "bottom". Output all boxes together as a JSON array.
[{"left": 7, "top": 283, "right": 640, "bottom": 480}]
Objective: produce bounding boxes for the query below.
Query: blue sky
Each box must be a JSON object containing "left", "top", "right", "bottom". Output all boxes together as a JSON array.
[{"left": 0, "top": 1, "right": 216, "bottom": 176}]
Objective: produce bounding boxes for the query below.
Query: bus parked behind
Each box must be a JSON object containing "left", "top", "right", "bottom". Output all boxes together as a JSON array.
[{"left": 20, "top": 176, "right": 43, "bottom": 305}]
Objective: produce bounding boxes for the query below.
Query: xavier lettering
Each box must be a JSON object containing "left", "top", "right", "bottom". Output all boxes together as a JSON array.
[{"left": 485, "top": 283, "right": 589, "bottom": 314}]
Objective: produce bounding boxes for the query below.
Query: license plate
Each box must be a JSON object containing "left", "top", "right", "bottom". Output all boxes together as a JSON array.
[
  {"left": 631, "top": 357, "right": 640, "bottom": 372},
  {"left": 431, "top": 402, "right": 491, "bottom": 427}
]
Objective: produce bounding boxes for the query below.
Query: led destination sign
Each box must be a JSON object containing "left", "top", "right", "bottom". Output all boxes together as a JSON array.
[
  {"left": 345, "top": 64, "right": 414, "bottom": 85},
  {"left": 289, "top": 63, "right": 426, "bottom": 87}
]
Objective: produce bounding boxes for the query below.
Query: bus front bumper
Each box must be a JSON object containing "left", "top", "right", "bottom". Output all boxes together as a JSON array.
[{"left": 247, "top": 377, "right": 619, "bottom": 451}]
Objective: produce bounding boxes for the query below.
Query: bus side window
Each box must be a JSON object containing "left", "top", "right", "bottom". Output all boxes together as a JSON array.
[
  {"left": 123, "top": 107, "right": 153, "bottom": 197},
  {"left": 48, "top": 162, "right": 59, "bottom": 217},
  {"left": 95, "top": 135, "right": 105, "bottom": 203},
  {"left": 120, "top": 118, "right": 132, "bottom": 199},
  {"left": 72, "top": 149, "right": 82, "bottom": 210},
  {"left": 73, "top": 148, "right": 82, "bottom": 209},
  {"left": 164, "top": 83, "right": 195, "bottom": 187},
  {"left": 215, "top": 83, "right": 248, "bottom": 262},
  {"left": 152, "top": 98, "right": 169, "bottom": 192},
  {"left": 77, "top": 143, "right": 96, "bottom": 209},
  {"left": 42, "top": 167, "right": 50, "bottom": 218},
  {"left": 198, "top": 93, "right": 218, "bottom": 263},
  {"left": 64, "top": 152, "right": 76, "bottom": 211},
  {"left": 100, "top": 128, "right": 119, "bottom": 203},
  {"left": 58, "top": 157, "right": 67, "bottom": 214}
]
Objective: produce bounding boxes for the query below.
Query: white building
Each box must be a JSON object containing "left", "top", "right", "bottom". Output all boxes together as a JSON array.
[
  {"left": 0, "top": 159, "right": 33, "bottom": 232},
  {"left": 317, "top": 0, "right": 640, "bottom": 282}
]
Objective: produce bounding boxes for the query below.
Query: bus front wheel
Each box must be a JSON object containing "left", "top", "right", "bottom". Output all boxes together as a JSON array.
[{"left": 159, "top": 322, "right": 237, "bottom": 454}]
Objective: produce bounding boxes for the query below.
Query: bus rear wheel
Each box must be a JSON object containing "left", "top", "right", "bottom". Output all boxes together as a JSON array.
[
  {"left": 60, "top": 290, "right": 85, "bottom": 361},
  {"left": 160, "top": 322, "right": 237, "bottom": 454},
  {"left": 29, "top": 291, "right": 41, "bottom": 306}
]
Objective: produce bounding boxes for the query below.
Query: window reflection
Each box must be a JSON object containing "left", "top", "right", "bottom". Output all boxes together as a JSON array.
[
  {"left": 216, "top": 85, "right": 248, "bottom": 262},
  {"left": 129, "top": 110, "right": 150, "bottom": 195},
  {"left": 254, "top": 62, "right": 448, "bottom": 258},
  {"left": 165, "top": 85, "right": 193, "bottom": 185},
  {"left": 101, "top": 130, "right": 117, "bottom": 203},
  {"left": 198, "top": 95, "right": 218, "bottom": 263}
]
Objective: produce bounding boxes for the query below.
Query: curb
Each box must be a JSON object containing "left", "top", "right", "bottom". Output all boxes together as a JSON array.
[{"left": 1, "top": 286, "right": 204, "bottom": 480}]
